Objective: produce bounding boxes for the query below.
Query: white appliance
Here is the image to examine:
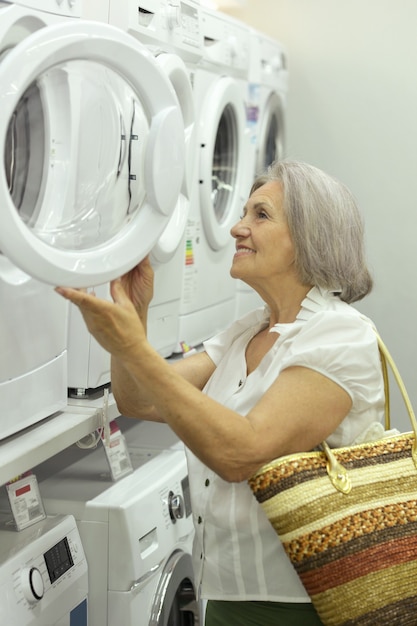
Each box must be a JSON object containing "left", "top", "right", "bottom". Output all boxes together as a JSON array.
[
  {"left": 67, "top": 1, "right": 203, "bottom": 398},
  {"left": 0, "top": 1, "right": 80, "bottom": 439},
  {"left": 234, "top": 28, "right": 289, "bottom": 319},
  {"left": 0, "top": 513, "right": 88, "bottom": 626},
  {"left": 0, "top": 6, "right": 187, "bottom": 405},
  {"left": 35, "top": 441, "right": 201, "bottom": 626},
  {"left": 176, "top": 7, "right": 250, "bottom": 349},
  {"left": 251, "top": 28, "right": 288, "bottom": 175}
]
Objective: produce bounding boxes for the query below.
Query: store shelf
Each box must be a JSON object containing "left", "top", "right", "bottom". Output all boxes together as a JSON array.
[{"left": 0, "top": 393, "right": 120, "bottom": 487}]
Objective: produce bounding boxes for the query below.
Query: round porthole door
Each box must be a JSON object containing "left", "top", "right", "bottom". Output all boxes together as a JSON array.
[
  {"left": 256, "top": 90, "right": 285, "bottom": 171},
  {"left": 198, "top": 76, "right": 246, "bottom": 251},
  {"left": 0, "top": 21, "right": 185, "bottom": 287},
  {"left": 150, "top": 550, "right": 201, "bottom": 626}
]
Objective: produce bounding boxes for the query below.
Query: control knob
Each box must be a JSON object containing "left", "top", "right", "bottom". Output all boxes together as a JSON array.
[
  {"left": 168, "top": 490, "right": 184, "bottom": 523},
  {"left": 21, "top": 567, "right": 44, "bottom": 604}
]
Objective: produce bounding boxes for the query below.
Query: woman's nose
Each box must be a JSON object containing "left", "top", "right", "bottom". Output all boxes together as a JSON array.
[{"left": 230, "top": 216, "right": 250, "bottom": 239}]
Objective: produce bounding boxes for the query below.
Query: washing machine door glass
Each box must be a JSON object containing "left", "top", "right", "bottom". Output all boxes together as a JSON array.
[
  {"left": 256, "top": 91, "right": 285, "bottom": 171},
  {"left": 6, "top": 62, "right": 149, "bottom": 250},
  {"left": 0, "top": 21, "right": 185, "bottom": 287},
  {"left": 199, "top": 77, "right": 245, "bottom": 251}
]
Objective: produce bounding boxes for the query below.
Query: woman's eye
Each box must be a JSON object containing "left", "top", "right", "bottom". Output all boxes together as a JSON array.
[{"left": 258, "top": 211, "right": 268, "bottom": 219}]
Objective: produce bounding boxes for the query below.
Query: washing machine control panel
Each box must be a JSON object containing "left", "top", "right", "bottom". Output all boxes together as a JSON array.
[{"left": 0, "top": 515, "right": 88, "bottom": 625}]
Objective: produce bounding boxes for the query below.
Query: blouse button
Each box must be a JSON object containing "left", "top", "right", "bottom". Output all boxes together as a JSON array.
[
  {"left": 205, "top": 478, "right": 210, "bottom": 487},
  {"left": 198, "top": 516, "right": 202, "bottom": 524}
]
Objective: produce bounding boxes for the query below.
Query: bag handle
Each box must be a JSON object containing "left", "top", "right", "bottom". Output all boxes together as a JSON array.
[
  {"left": 376, "top": 333, "right": 417, "bottom": 434},
  {"left": 379, "top": 339, "right": 390, "bottom": 430},
  {"left": 323, "top": 331, "right": 417, "bottom": 494}
]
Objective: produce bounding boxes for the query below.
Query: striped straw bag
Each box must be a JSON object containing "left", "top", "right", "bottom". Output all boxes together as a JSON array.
[{"left": 248, "top": 334, "right": 417, "bottom": 626}]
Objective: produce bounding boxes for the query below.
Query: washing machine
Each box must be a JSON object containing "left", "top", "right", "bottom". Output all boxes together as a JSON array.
[
  {"left": 0, "top": 0, "right": 81, "bottom": 439},
  {"left": 176, "top": 7, "right": 251, "bottom": 349},
  {"left": 0, "top": 5, "right": 187, "bottom": 408},
  {"left": 251, "top": 28, "right": 288, "bottom": 175},
  {"left": 0, "top": 513, "right": 88, "bottom": 625},
  {"left": 234, "top": 27, "right": 289, "bottom": 319},
  {"left": 32, "top": 439, "right": 201, "bottom": 626},
  {"left": 66, "top": 1, "right": 202, "bottom": 399}
]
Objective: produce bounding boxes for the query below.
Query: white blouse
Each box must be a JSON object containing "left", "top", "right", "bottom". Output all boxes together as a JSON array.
[{"left": 185, "top": 287, "right": 385, "bottom": 602}]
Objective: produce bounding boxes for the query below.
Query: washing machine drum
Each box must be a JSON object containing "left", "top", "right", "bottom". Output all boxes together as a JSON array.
[{"left": 0, "top": 21, "right": 185, "bottom": 287}]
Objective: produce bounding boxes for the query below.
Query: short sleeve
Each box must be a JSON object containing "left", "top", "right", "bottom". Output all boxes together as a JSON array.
[{"left": 278, "top": 310, "right": 383, "bottom": 409}]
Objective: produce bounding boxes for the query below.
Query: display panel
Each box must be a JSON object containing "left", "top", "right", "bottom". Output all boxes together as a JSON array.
[{"left": 44, "top": 536, "right": 74, "bottom": 583}]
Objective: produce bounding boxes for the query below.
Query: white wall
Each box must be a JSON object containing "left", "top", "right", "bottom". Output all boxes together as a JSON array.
[{"left": 225, "top": 0, "right": 417, "bottom": 430}]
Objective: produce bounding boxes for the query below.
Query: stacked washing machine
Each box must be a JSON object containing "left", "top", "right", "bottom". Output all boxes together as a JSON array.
[
  {"left": 176, "top": 6, "right": 251, "bottom": 349},
  {"left": 1, "top": 0, "right": 188, "bottom": 417},
  {"left": 67, "top": 0, "right": 203, "bottom": 398},
  {"left": 252, "top": 28, "right": 288, "bottom": 174},
  {"left": 0, "top": 1, "right": 79, "bottom": 440},
  {"left": 29, "top": 421, "right": 201, "bottom": 626},
  {"left": 234, "top": 25, "right": 289, "bottom": 319}
]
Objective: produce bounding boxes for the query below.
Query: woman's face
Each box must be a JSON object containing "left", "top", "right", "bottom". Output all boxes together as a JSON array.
[{"left": 230, "top": 180, "right": 297, "bottom": 288}]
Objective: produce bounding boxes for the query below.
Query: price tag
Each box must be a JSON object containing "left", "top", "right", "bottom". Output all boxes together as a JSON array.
[
  {"left": 102, "top": 420, "right": 133, "bottom": 481},
  {"left": 6, "top": 472, "right": 46, "bottom": 531}
]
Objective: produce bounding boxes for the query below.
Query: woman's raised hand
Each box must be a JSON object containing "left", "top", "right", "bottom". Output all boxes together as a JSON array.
[
  {"left": 120, "top": 256, "right": 154, "bottom": 320},
  {"left": 55, "top": 276, "right": 147, "bottom": 361}
]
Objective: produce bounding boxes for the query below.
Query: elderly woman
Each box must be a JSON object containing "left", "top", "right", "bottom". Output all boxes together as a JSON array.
[{"left": 56, "top": 160, "right": 384, "bottom": 626}]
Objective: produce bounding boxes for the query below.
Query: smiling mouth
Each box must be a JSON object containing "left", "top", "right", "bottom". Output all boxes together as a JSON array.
[{"left": 235, "top": 247, "right": 255, "bottom": 256}]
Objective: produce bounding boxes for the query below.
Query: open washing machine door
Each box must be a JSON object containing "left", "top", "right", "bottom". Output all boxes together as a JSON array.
[
  {"left": 199, "top": 76, "right": 246, "bottom": 251},
  {"left": 0, "top": 20, "right": 185, "bottom": 288}
]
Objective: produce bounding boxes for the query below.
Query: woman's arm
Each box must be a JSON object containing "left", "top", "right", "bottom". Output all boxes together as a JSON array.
[
  {"left": 111, "top": 350, "right": 216, "bottom": 422},
  {"left": 120, "top": 341, "right": 352, "bottom": 482},
  {"left": 55, "top": 280, "right": 351, "bottom": 482},
  {"left": 107, "top": 256, "right": 216, "bottom": 420}
]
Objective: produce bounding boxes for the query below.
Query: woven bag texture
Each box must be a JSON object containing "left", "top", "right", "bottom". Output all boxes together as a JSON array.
[{"left": 249, "top": 433, "right": 417, "bottom": 625}]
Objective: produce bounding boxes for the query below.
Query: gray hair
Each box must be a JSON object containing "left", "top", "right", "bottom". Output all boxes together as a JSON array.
[{"left": 251, "top": 160, "right": 373, "bottom": 303}]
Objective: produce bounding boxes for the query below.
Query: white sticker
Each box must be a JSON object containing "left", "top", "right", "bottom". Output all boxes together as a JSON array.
[
  {"left": 6, "top": 473, "right": 46, "bottom": 531},
  {"left": 102, "top": 421, "right": 133, "bottom": 481}
]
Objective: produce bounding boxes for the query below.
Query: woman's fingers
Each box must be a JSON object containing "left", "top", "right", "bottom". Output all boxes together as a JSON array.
[{"left": 54, "top": 286, "right": 93, "bottom": 306}]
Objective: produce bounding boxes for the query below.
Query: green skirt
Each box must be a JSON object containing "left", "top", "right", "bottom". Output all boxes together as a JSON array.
[{"left": 205, "top": 600, "right": 325, "bottom": 626}]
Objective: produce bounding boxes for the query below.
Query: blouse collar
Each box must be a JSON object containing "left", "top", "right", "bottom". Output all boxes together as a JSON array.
[{"left": 268, "top": 286, "right": 339, "bottom": 335}]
